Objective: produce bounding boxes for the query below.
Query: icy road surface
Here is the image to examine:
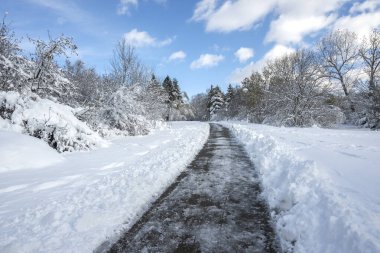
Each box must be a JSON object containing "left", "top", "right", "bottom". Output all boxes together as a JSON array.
[{"left": 106, "top": 124, "right": 281, "bottom": 253}]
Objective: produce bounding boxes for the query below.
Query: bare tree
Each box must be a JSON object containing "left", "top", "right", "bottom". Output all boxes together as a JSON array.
[
  {"left": 360, "top": 30, "right": 380, "bottom": 94},
  {"left": 359, "top": 30, "right": 380, "bottom": 128},
  {"left": 110, "top": 40, "right": 148, "bottom": 87},
  {"left": 262, "top": 49, "right": 341, "bottom": 126},
  {"left": 317, "top": 30, "right": 359, "bottom": 112}
]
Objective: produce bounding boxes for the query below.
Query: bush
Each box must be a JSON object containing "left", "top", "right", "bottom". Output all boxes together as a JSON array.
[{"left": 0, "top": 91, "right": 105, "bottom": 152}]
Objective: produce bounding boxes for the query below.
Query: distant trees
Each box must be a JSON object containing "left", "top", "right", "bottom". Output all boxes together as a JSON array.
[
  {"left": 192, "top": 29, "right": 380, "bottom": 127},
  {"left": 0, "top": 20, "right": 196, "bottom": 150},
  {"left": 162, "top": 75, "right": 193, "bottom": 120}
]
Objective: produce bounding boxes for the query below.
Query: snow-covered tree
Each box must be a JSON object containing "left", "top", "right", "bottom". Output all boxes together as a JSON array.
[
  {"left": 191, "top": 93, "right": 209, "bottom": 121},
  {"left": 262, "top": 49, "right": 343, "bottom": 126},
  {"left": 0, "top": 15, "right": 27, "bottom": 92},
  {"left": 207, "top": 85, "right": 224, "bottom": 120},
  {"left": 142, "top": 74, "right": 168, "bottom": 120},
  {"left": 359, "top": 30, "right": 380, "bottom": 129},
  {"left": 63, "top": 59, "right": 102, "bottom": 108},
  {"left": 110, "top": 40, "right": 149, "bottom": 87},
  {"left": 241, "top": 72, "right": 265, "bottom": 122},
  {"left": 29, "top": 34, "right": 77, "bottom": 97},
  {"left": 318, "top": 30, "right": 359, "bottom": 112},
  {"left": 225, "top": 84, "right": 234, "bottom": 107},
  {"left": 172, "top": 78, "right": 183, "bottom": 103}
]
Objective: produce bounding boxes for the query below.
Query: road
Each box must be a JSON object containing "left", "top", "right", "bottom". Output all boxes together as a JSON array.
[{"left": 107, "top": 123, "right": 281, "bottom": 253}]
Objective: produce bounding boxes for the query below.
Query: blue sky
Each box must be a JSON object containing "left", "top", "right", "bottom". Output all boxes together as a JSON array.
[{"left": 1, "top": 0, "right": 379, "bottom": 96}]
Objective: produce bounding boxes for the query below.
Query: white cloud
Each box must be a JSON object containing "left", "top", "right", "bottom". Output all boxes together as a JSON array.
[
  {"left": 334, "top": 1, "right": 380, "bottom": 39},
  {"left": 117, "top": 0, "right": 167, "bottom": 15},
  {"left": 123, "top": 29, "right": 173, "bottom": 47},
  {"left": 191, "top": 0, "right": 276, "bottom": 32},
  {"left": 191, "top": 0, "right": 345, "bottom": 45},
  {"left": 234, "top": 47, "right": 254, "bottom": 63},
  {"left": 169, "top": 51, "right": 186, "bottom": 61},
  {"left": 229, "top": 44, "right": 294, "bottom": 83},
  {"left": 265, "top": 14, "right": 336, "bottom": 44},
  {"left": 191, "top": 0, "right": 217, "bottom": 22},
  {"left": 350, "top": 0, "right": 380, "bottom": 14},
  {"left": 190, "top": 54, "right": 224, "bottom": 69},
  {"left": 117, "top": 0, "right": 138, "bottom": 15},
  {"left": 265, "top": 0, "right": 343, "bottom": 44}
]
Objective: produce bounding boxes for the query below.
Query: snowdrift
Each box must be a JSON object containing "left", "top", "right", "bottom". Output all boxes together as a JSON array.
[
  {"left": 0, "top": 131, "right": 63, "bottom": 172},
  {"left": 0, "top": 122, "right": 209, "bottom": 253},
  {"left": 0, "top": 91, "right": 105, "bottom": 152},
  {"left": 223, "top": 122, "right": 380, "bottom": 253}
]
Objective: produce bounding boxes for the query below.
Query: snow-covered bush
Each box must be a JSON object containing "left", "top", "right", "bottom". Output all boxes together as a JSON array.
[
  {"left": 78, "top": 85, "right": 155, "bottom": 137},
  {"left": 0, "top": 91, "right": 104, "bottom": 152}
]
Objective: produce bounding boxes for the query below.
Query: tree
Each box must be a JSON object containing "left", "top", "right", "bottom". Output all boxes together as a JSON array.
[
  {"left": 143, "top": 74, "right": 168, "bottom": 120},
  {"left": 110, "top": 40, "right": 148, "bottom": 87},
  {"left": 225, "top": 84, "right": 234, "bottom": 107},
  {"left": 162, "top": 75, "right": 173, "bottom": 100},
  {"left": 262, "top": 49, "right": 342, "bottom": 126},
  {"left": 241, "top": 72, "right": 265, "bottom": 122},
  {"left": 29, "top": 34, "right": 77, "bottom": 97},
  {"left": 207, "top": 85, "right": 224, "bottom": 120},
  {"left": 172, "top": 78, "right": 183, "bottom": 103},
  {"left": 318, "top": 30, "right": 359, "bottom": 112},
  {"left": 191, "top": 93, "right": 209, "bottom": 121},
  {"left": 63, "top": 59, "right": 101, "bottom": 107},
  {"left": 359, "top": 30, "right": 380, "bottom": 128},
  {"left": 0, "top": 14, "right": 24, "bottom": 92},
  {"left": 0, "top": 14, "right": 19, "bottom": 58}
]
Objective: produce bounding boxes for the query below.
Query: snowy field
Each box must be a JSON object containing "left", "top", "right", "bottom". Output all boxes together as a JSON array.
[
  {"left": 222, "top": 122, "right": 380, "bottom": 253},
  {"left": 0, "top": 122, "right": 209, "bottom": 253}
]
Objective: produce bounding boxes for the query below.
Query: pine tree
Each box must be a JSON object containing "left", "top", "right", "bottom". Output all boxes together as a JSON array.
[
  {"left": 172, "top": 78, "right": 183, "bottom": 103},
  {"left": 207, "top": 85, "right": 224, "bottom": 120},
  {"left": 225, "top": 84, "right": 234, "bottom": 107},
  {"left": 162, "top": 75, "right": 175, "bottom": 102}
]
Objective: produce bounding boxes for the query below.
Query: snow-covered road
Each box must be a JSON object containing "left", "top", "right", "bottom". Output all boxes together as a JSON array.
[
  {"left": 107, "top": 123, "right": 280, "bottom": 253},
  {"left": 0, "top": 122, "right": 209, "bottom": 253}
]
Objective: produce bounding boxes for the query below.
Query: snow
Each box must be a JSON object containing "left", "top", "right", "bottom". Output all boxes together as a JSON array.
[
  {"left": 0, "top": 122, "right": 209, "bottom": 253},
  {"left": 222, "top": 122, "right": 380, "bottom": 253},
  {"left": 0, "top": 131, "right": 63, "bottom": 172},
  {"left": 0, "top": 91, "right": 106, "bottom": 152}
]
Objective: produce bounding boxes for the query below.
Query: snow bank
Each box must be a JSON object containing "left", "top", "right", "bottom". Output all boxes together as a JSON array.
[
  {"left": 0, "top": 131, "right": 63, "bottom": 172},
  {"left": 0, "top": 91, "right": 105, "bottom": 152},
  {"left": 0, "top": 122, "right": 209, "bottom": 253},
  {"left": 222, "top": 122, "right": 380, "bottom": 253}
]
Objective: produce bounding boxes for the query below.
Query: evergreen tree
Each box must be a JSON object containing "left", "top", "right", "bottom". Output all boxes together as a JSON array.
[
  {"left": 225, "top": 84, "right": 234, "bottom": 107},
  {"left": 207, "top": 85, "right": 224, "bottom": 120},
  {"left": 172, "top": 78, "right": 183, "bottom": 103},
  {"left": 162, "top": 75, "right": 175, "bottom": 102}
]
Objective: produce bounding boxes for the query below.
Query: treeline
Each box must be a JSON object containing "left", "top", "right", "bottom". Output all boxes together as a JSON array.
[
  {"left": 192, "top": 30, "right": 380, "bottom": 129},
  {"left": 0, "top": 17, "right": 193, "bottom": 151}
]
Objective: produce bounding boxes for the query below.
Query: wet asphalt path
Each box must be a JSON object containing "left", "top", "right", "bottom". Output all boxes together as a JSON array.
[{"left": 107, "top": 123, "right": 281, "bottom": 253}]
